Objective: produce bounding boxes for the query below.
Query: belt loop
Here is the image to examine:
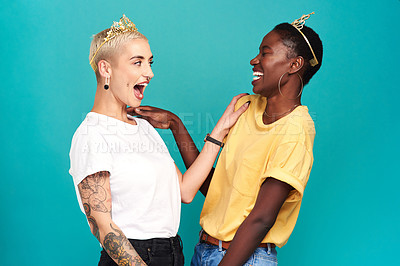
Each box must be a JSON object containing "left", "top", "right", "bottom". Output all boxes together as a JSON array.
[
  {"left": 199, "top": 229, "right": 203, "bottom": 242},
  {"left": 267, "top": 243, "right": 271, "bottom": 255},
  {"left": 218, "top": 240, "right": 223, "bottom": 252}
]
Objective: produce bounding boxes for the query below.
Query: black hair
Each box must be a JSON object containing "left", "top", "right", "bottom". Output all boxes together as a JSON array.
[{"left": 273, "top": 23, "right": 323, "bottom": 85}]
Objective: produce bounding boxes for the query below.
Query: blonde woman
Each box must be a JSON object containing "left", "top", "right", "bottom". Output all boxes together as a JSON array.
[{"left": 69, "top": 15, "right": 249, "bottom": 266}]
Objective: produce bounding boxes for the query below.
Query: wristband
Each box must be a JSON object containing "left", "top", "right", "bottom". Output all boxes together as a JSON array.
[{"left": 204, "top": 133, "right": 224, "bottom": 148}]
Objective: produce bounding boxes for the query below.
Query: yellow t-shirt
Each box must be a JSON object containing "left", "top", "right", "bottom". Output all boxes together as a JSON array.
[{"left": 199, "top": 94, "right": 315, "bottom": 248}]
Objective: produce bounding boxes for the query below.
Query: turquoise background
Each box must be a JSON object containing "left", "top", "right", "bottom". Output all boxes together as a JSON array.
[{"left": 1, "top": 0, "right": 399, "bottom": 265}]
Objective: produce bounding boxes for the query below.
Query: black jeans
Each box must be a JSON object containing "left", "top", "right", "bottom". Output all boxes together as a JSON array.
[{"left": 98, "top": 235, "right": 184, "bottom": 266}]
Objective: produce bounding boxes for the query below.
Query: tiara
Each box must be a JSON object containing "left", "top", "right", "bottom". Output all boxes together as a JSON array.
[
  {"left": 89, "top": 14, "right": 139, "bottom": 71},
  {"left": 291, "top": 12, "right": 318, "bottom": 67}
]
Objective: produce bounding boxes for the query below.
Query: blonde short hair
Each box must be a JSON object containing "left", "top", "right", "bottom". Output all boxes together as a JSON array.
[{"left": 89, "top": 28, "right": 147, "bottom": 79}]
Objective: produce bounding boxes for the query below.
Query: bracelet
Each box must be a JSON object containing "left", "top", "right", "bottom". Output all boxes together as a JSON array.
[{"left": 204, "top": 133, "right": 224, "bottom": 148}]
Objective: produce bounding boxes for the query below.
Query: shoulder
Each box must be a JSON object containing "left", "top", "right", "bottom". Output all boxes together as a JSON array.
[
  {"left": 282, "top": 106, "right": 315, "bottom": 144},
  {"left": 70, "top": 113, "right": 108, "bottom": 147},
  {"left": 234, "top": 94, "right": 260, "bottom": 111}
]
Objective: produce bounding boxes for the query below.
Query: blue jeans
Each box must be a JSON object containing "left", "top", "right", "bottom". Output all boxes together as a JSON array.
[{"left": 191, "top": 242, "right": 278, "bottom": 266}]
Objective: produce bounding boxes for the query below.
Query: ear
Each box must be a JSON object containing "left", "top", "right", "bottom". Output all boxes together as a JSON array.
[
  {"left": 288, "top": 56, "right": 304, "bottom": 74},
  {"left": 98, "top": 59, "right": 112, "bottom": 79}
]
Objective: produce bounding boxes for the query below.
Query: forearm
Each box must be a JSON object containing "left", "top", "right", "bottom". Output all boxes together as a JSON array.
[
  {"left": 219, "top": 178, "right": 292, "bottom": 265},
  {"left": 219, "top": 216, "right": 272, "bottom": 266},
  {"left": 170, "top": 115, "right": 199, "bottom": 168},
  {"left": 83, "top": 203, "right": 146, "bottom": 265},
  {"left": 199, "top": 167, "right": 214, "bottom": 196},
  {"left": 180, "top": 129, "right": 224, "bottom": 203},
  {"left": 79, "top": 172, "right": 146, "bottom": 265},
  {"left": 171, "top": 115, "right": 214, "bottom": 197},
  {"left": 98, "top": 220, "right": 146, "bottom": 266}
]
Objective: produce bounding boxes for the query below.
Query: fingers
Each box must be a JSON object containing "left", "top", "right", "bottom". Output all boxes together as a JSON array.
[
  {"left": 137, "top": 115, "right": 155, "bottom": 126},
  {"left": 233, "top": 93, "right": 250, "bottom": 99},
  {"left": 228, "top": 93, "right": 250, "bottom": 107},
  {"left": 232, "top": 101, "right": 250, "bottom": 120},
  {"left": 139, "top": 115, "right": 150, "bottom": 123},
  {"left": 233, "top": 93, "right": 250, "bottom": 100},
  {"left": 134, "top": 106, "right": 154, "bottom": 111},
  {"left": 133, "top": 106, "right": 152, "bottom": 115},
  {"left": 134, "top": 106, "right": 171, "bottom": 119},
  {"left": 126, "top": 107, "right": 139, "bottom": 116},
  {"left": 128, "top": 106, "right": 158, "bottom": 116}
]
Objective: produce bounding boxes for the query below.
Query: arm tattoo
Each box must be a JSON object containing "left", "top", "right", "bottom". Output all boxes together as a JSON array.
[
  {"left": 83, "top": 203, "right": 100, "bottom": 242},
  {"left": 103, "top": 223, "right": 145, "bottom": 266},
  {"left": 79, "top": 172, "right": 144, "bottom": 264},
  {"left": 78, "top": 171, "right": 110, "bottom": 242},
  {"left": 79, "top": 171, "right": 109, "bottom": 213}
]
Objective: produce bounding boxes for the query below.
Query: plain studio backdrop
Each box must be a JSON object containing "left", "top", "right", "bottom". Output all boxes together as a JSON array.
[{"left": 1, "top": 0, "right": 399, "bottom": 265}]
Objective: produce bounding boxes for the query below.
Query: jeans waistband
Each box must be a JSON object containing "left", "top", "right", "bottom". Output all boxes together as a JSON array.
[
  {"left": 128, "top": 235, "right": 183, "bottom": 249},
  {"left": 199, "top": 229, "right": 275, "bottom": 253}
]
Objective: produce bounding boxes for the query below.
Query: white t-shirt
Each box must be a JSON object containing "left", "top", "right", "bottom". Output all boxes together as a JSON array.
[{"left": 69, "top": 112, "right": 181, "bottom": 239}]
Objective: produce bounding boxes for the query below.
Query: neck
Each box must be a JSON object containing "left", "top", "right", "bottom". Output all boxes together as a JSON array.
[
  {"left": 91, "top": 85, "right": 134, "bottom": 124},
  {"left": 265, "top": 96, "right": 301, "bottom": 113},
  {"left": 263, "top": 81, "right": 302, "bottom": 125}
]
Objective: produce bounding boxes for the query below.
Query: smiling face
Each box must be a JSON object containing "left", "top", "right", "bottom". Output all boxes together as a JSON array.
[
  {"left": 250, "top": 31, "right": 294, "bottom": 98},
  {"left": 108, "top": 38, "right": 154, "bottom": 107}
]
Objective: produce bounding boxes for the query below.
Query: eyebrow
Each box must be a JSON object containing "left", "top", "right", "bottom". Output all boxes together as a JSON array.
[
  {"left": 130, "top": 55, "right": 153, "bottom": 60},
  {"left": 261, "top": 45, "right": 272, "bottom": 50}
]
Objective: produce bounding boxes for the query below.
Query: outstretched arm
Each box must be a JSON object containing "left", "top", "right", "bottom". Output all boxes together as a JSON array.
[
  {"left": 129, "top": 97, "right": 244, "bottom": 196},
  {"left": 130, "top": 94, "right": 250, "bottom": 200},
  {"left": 218, "top": 178, "right": 292, "bottom": 266},
  {"left": 168, "top": 116, "right": 214, "bottom": 196},
  {"left": 78, "top": 171, "right": 146, "bottom": 266},
  {"left": 175, "top": 94, "right": 250, "bottom": 203}
]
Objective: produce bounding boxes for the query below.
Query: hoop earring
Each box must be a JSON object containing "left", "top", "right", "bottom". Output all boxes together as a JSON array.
[
  {"left": 278, "top": 72, "right": 303, "bottom": 100},
  {"left": 104, "top": 76, "right": 110, "bottom": 90}
]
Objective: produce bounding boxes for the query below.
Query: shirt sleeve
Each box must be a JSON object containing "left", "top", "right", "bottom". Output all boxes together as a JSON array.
[
  {"left": 69, "top": 129, "right": 113, "bottom": 186},
  {"left": 262, "top": 141, "right": 313, "bottom": 201}
]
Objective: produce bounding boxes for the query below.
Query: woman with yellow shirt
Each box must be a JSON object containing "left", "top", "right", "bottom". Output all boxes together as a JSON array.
[{"left": 133, "top": 13, "right": 323, "bottom": 265}]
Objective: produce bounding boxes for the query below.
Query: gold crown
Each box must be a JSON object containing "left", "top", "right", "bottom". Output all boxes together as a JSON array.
[
  {"left": 291, "top": 12, "right": 318, "bottom": 67},
  {"left": 89, "top": 14, "right": 139, "bottom": 71}
]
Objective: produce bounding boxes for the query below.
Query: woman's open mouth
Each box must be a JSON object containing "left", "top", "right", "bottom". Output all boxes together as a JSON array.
[
  {"left": 252, "top": 71, "right": 264, "bottom": 85},
  {"left": 133, "top": 82, "right": 148, "bottom": 100}
]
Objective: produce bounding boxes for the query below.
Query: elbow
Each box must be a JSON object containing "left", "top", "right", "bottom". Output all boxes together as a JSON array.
[
  {"left": 181, "top": 192, "right": 194, "bottom": 204},
  {"left": 181, "top": 198, "right": 193, "bottom": 204},
  {"left": 86, "top": 216, "right": 110, "bottom": 242},
  {"left": 87, "top": 223, "right": 102, "bottom": 242},
  {"left": 250, "top": 214, "right": 277, "bottom": 230},
  {"left": 180, "top": 184, "right": 196, "bottom": 204}
]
